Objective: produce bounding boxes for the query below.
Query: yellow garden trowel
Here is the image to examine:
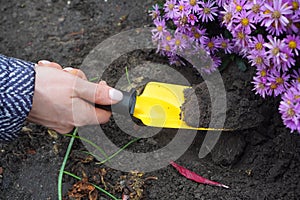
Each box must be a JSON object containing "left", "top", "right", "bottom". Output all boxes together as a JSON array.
[{"left": 97, "top": 81, "right": 225, "bottom": 131}]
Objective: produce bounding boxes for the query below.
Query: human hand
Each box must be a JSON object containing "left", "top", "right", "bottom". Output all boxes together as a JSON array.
[{"left": 27, "top": 60, "right": 123, "bottom": 133}]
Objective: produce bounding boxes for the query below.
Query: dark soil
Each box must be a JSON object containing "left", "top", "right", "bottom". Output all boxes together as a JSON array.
[
  {"left": 1, "top": 0, "right": 300, "bottom": 200},
  {"left": 181, "top": 79, "right": 264, "bottom": 130}
]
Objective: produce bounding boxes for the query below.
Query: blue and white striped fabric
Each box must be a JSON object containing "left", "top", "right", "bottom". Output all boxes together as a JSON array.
[{"left": 0, "top": 54, "right": 35, "bottom": 142}]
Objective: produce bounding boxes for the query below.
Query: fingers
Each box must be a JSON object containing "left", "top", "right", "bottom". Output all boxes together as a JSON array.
[
  {"left": 37, "top": 60, "right": 63, "bottom": 69},
  {"left": 75, "top": 80, "right": 123, "bottom": 105},
  {"left": 63, "top": 67, "right": 87, "bottom": 80},
  {"left": 72, "top": 98, "right": 112, "bottom": 126},
  {"left": 37, "top": 60, "right": 87, "bottom": 80}
]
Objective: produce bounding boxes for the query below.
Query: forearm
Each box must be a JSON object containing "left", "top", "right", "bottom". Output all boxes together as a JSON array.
[{"left": 0, "top": 54, "right": 35, "bottom": 142}]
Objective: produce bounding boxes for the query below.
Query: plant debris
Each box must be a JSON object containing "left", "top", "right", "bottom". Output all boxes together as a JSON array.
[
  {"left": 170, "top": 161, "right": 229, "bottom": 189},
  {"left": 68, "top": 176, "right": 98, "bottom": 200},
  {"left": 114, "top": 171, "right": 158, "bottom": 200}
]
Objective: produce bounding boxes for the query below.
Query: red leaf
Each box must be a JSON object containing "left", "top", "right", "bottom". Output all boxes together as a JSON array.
[{"left": 170, "top": 161, "right": 229, "bottom": 189}]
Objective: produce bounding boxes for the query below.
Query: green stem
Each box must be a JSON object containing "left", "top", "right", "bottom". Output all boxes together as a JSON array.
[
  {"left": 125, "top": 66, "right": 132, "bottom": 86},
  {"left": 64, "top": 134, "right": 108, "bottom": 160},
  {"left": 58, "top": 128, "right": 78, "bottom": 200},
  {"left": 63, "top": 171, "right": 120, "bottom": 200},
  {"left": 98, "top": 137, "right": 140, "bottom": 164}
]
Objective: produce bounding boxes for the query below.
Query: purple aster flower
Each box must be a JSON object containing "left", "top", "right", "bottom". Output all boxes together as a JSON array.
[
  {"left": 232, "top": 29, "right": 251, "bottom": 49},
  {"left": 164, "top": 0, "right": 178, "bottom": 19},
  {"left": 287, "top": 0, "right": 300, "bottom": 11},
  {"left": 233, "top": 0, "right": 248, "bottom": 12},
  {"left": 249, "top": 34, "right": 266, "bottom": 52},
  {"left": 187, "top": 13, "right": 198, "bottom": 25},
  {"left": 233, "top": 10, "right": 256, "bottom": 34},
  {"left": 220, "top": 3, "right": 235, "bottom": 28},
  {"left": 247, "top": 50, "right": 269, "bottom": 69},
  {"left": 280, "top": 48, "right": 296, "bottom": 71},
  {"left": 244, "top": 0, "right": 265, "bottom": 23},
  {"left": 149, "top": 4, "right": 160, "bottom": 19},
  {"left": 266, "top": 69, "right": 290, "bottom": 97},
  {"left": 252, "top": 73, "right": 269, "bottom": 98},
  {"left": 291, "top": 68, "right": 300, "bottom": 84},
  {"left": 175, "top": 0, "right": 190, "bottom": 18},
  {"left": 198, "top": 0, "right": 218, "bottom": 22},
  {"left": 188, "top": 26, "right": 208, "bottom": 44},
  {"left": 265, "top": 20, "right": 287, "bottom": 36},
  {"left": 173, "top": 14, "right": 190, "bottom": 30},
  {"left": 286, "top": 35, "right": 300, "bottom": 56},
  {"left": 151, "top": 17, "right": 167, "bottom": 41},
  {"left": 263, "top": 36, "right": 288, "bottom": 67},
  {"left": 155, "top": 30, "right": 173, "bottom": 52},
  {"left": 170, "top": 32, "right": 189, "bottom": 52},
  {"left": 286, "top": 12, "right": 300, "bottom": 34},
  {"left": 205, "top": 36, "right": 221, "bottom": 54},
  {"left": 185, "top": 0, "right": 201, "bottom": 14},
  {"left": 279, "top": 83, "right": 300, "bottom": 133},
  {"left": 261, "top": 0, "right": 293, "bottom": 31},
  {"left": 217, "top": 34, "right": 234, "bottom": 54},
  {"left": 201, "top": 56, "right": 221, "bottom": 74},
  {"left": 161, "top": 41, "right": 173, "bottom": 53}
]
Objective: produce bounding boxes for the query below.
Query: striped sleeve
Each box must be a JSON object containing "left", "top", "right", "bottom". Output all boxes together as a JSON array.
[{"left": 0, "top": 54, "right": 36, "bottom": 142}]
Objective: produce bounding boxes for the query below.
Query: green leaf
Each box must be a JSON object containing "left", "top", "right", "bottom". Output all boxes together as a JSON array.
[
  {"left": 236, "top": 58, "right": 247, "bottom": 72},
  {"left": 223, "top": 29, "right": 233, "bottom": 39},
  {"left": 218, "top": 57, "right": 232, "bottom": 72}
]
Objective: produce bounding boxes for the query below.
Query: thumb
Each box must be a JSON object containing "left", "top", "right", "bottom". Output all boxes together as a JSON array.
[{"left": 75, "top": 79, "right": 123, "bottom": 105}]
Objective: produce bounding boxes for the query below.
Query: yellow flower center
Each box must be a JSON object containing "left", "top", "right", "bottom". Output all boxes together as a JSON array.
[
  {"left": 259, "top": 83, "right": 265, "bottom": 89},
  {"left": 204, "top": 7, "right": 211, "bottom": 14},
  {"left": 270, "top": 83, "right": 277, "bottom": 89},
  {"left": 272, "top": 47, "right": 280, "bottom": 55},
  {"left": 223, "top": 12, "right": 232, "bottom": 23},
  {"left": 221, "top": 41, "right": 227, "bottom": 48},
  {"left": 182, "top": 34, "right": 188, "bottom": 40},
  {"left": 179, "top": 5, "right": 184, "bottom": 11},
  {"left": 237, "top": 32, "right": 245, "bottom": 39},
  {"left": 194, "top": 33, "right": 201, "bottom": 39},
  {"left": 292, "top": 1, "right": 299, "bottom": 10},
  {"left": 272, "top": 10, "right": 281, "bottom": 19},
  {"left": 264, "top": 9, "right": 271, "bottom": 14},
  {"left": 180, "top": 16, "right": 188, "bottom": 24},
  {"left": 252, "top": 4, "right": 260, "bottom": 13},
  {"left": 168, "top": 4, "right": 174, "bottom": 10},
  {"left": 157, "top": 26, "right": 163, "bottom": 32},
  {"left": 297, "top": 77, "right": 300, "bottom": 82},
  {"left": 260, "top": 69, "right": 267, "bottom": 77},
  {"left": 190, "top": 0, "right": 196, "bottom": 6},
  {"left": 236, "top": 5, "right": 242, "bottom": 12},
  {"left": 241, "top": 18, "right": 249, "bottom": 26},
  {"left": 165, "top": 45, "right": 171, "bottom": 51},
  {"left": 295, "top": 95, "right": 300, "bottom": 99},
  {"left": 276, "top": 77, "right": 283, "bottom": 84},
  {"left": 255, "top": 42, "right": 263, "bottom": 50},
  {"left": 289, "top": 41, "right": 297, "bottom": 49},
  {"left": 208, "top": 41, "right": 214, "bottom": 49},
  {"left": 287, "top": 108, "right": 295, "bottom": 117},
  {"left": 166, "top": 35, "right": 172, "bottom": 41},
  {"left": 175, "top": 39, "right": 181, "bottom": 46},
  {"left": 256, "top": 57, "right": 263, "bottom": 64}
]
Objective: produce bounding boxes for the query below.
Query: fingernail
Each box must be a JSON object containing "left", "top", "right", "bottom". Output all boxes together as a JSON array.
[
  {"left": 109, "top": 88, "right": 123, "bottom": 101},
  {"left": 39, "top": 60, "right": 51, "bottom": 64},
  {"left": 63, "top": 67, "right": 74, "bottom": 71}
]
